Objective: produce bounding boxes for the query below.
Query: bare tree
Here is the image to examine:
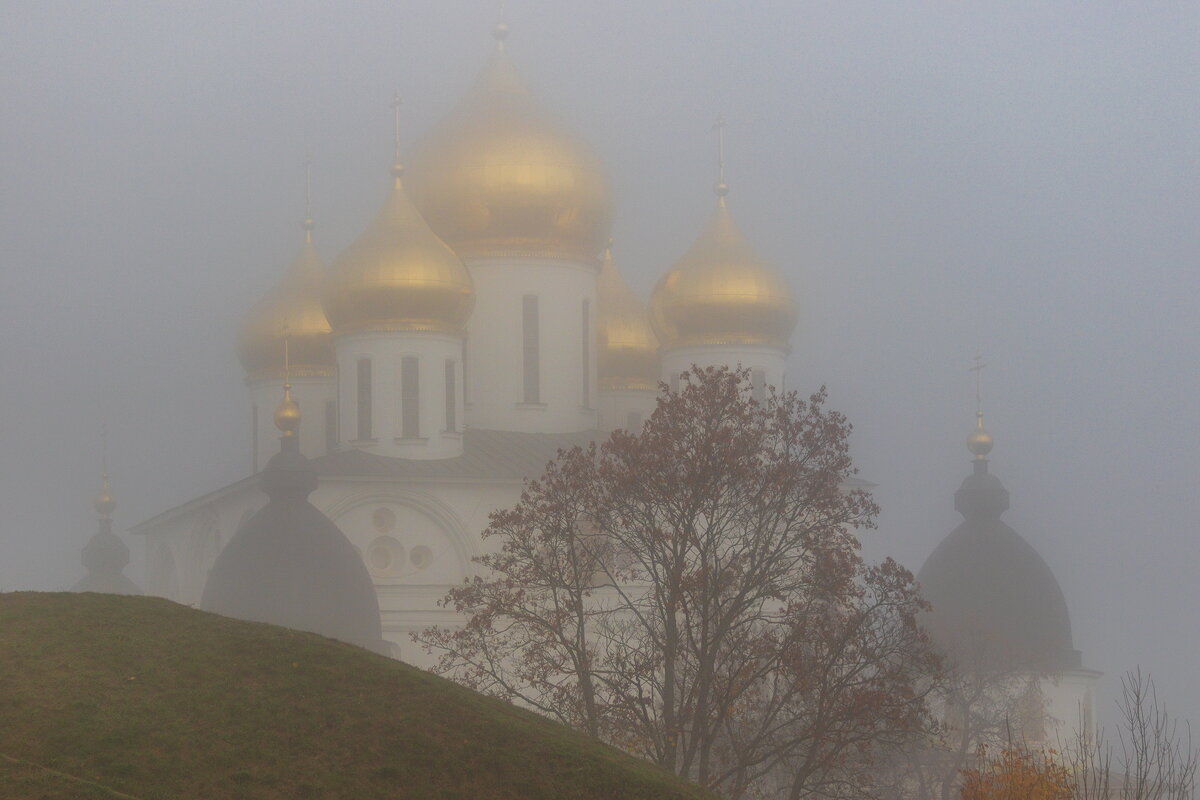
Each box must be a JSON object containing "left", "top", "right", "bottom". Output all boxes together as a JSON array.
[
  {"left": 416, "top": 366, "right": 941, "bottom": 799},
  {"left": 1069, "top": 669, "right": 1198, "bottom": 800}
]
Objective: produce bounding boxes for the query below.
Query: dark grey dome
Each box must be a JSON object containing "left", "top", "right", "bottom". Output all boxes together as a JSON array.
[
  {"left": 201, "top": 437, "right": 385, "bottom": 654},
  {"left": 72, "top": 522, "right": 141, "bottom": 596},
  {"left": 917, "top": 460, "right": 1080, "bottom": 672}
]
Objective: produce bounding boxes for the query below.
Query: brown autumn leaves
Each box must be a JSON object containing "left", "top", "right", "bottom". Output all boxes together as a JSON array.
[{"left": 415, "top": 366, "right": 939, "bottom": 799}]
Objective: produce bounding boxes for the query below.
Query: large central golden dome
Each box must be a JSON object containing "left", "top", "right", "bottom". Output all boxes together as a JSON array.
[
  {"left": 406, "top": 26, "right": 612, "bottom": 262},
  {"left": 323, "top": 165, "right": 474, "bottom": 336},
  {"left": 650, "top": 196, "right": 797, "bottom": 350}
]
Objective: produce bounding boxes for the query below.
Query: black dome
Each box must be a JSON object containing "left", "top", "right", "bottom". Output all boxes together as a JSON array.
[
  {"left": 201, "top": 438, "right": 384, "bottom": 654},
  {"left": 917, "top": 460, "right": 1079, "bottom": 672},
  {"left": 72, "top": 522, "right": 141, "bottom": 596}
]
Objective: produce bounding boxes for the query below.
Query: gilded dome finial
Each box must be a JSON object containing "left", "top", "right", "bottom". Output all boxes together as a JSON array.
[
  {"left": 713, "top": 113, "right": 729, "bottom": 205},
  {"left": 302, "top": 156, "right": 315, "bottom": 243},
  {"left": 967, "top": 353, "right": 993, "bottom": 460},
  {"left": 274, "top": 326, "right": 301, "bottom": 436},
  {"left": 390, "top": 92, "right": 404, "bottom": 180}
]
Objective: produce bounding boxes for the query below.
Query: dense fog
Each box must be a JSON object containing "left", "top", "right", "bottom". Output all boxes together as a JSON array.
[{"left": 2, "top": 0, "right": 1197, "bottom": 734}]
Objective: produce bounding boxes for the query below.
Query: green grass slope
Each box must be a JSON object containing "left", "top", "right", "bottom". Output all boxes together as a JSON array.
[{"left": 0, "top": 593, "right": 714, "bottom": 800}]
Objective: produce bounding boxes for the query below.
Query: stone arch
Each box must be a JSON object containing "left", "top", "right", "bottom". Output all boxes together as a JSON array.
[
  {"left": 186, "top": 508, "right": 223, "bottom": 598},
  {"left": 149, "top": 543, "right": 179, "bottom": 600}
]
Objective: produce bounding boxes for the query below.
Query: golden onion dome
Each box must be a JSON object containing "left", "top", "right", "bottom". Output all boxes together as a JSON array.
[
  {"left": 237, "top": 221, "right": 334, "bottom": 382},
  {"left": 967, "top": 410, "right": 994, "bottom": 459},
  {"left": 597, "top": 244, "right": 660, "bottom": 391},
  {"left": 406, "top": 24, "right": 612, "bottom": 263},
  {"left": 649, "top": 196, "right": 798, "bottom": 350},
  {"left": 323, "top": 163, "right": 474, "bottom": 336}
]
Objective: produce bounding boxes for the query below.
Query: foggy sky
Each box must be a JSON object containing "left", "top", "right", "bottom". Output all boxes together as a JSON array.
[{"left": 2, "top": 1, "right": 1197, "bottom": 733}]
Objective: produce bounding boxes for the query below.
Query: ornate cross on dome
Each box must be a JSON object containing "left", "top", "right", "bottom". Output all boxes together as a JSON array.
[
  {"left": 275, "top": 324, "right": 300, "bottom": 437},
  {"left": 714, "top": 113, "right": 728, "bottom": 204},
  {"left": 970, "top": 352, "right": 986, "bottom": 415},
  {"left": 391, "top": 92, "right": 403, "bottom": 175},
  {"left": 967, "top": 353, "right": 993, "bottom": 460},
  {"left": 303, "top": 157, "right": 314, "bottom": 243}
]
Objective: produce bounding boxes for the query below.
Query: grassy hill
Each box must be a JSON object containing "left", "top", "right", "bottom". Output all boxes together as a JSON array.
[{"left": 0, "top": 592, "right": 714, "bottom": 800}]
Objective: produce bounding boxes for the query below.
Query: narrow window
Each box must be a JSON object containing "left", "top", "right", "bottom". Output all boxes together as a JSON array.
[
  {"left": 670, "top": 373, "right": 680, "bottom": 394},
  {"left": 581, "top": 298, "right": 591, "bottom": 407},
  {"left": 522, "top": 294, "right": 540, "bottom": 403},
  {"left": 445, "top": 359, "right": 457, "bottom": 432},
  {"left": 324, "top": 400, "right": 337, "bottom": 454},
  {"left": 752, "top": 368, "right": 766, "bottom": 402},
  {"left": 356, "top": 358, "right": 372, "bottom": 440},
  {"left": 462, "top": 336, "right": 469, "bottom": 406},
  {"left": 401, "top": 356, "right": 419, "bottom": 439},
  {"left": 251, "top": 403, "right": 258, "bottom": 472}
]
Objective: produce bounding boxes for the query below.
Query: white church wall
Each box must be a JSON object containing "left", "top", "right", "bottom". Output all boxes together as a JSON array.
[
  {"left": 661, "top": 343, "right": 787, "bottom": 398},
  {"left": 139, "top": 483, "right": 264, "bottom": 606},
  {"left": 462, "top": 256, "right": 598, "bottom": 433},
  {"left": 1043, "top": 669, "right": 1101, "bottom": 747},
  {"left": 597, "top": 388, "right": 658, "bottom": 433},
  {"left": 317, "top": 478, "right": 522, "bottom": 666},
  {"left": 334, "top": 331, "right": 465, "bottom": 459}
]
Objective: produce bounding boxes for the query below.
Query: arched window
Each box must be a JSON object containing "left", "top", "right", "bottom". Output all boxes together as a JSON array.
[
  {"left": 356, "top": 358, "right": 372, "bottom": 440},
  {"left": 401, "top": 356, "right": 419, "bottom": 439},
  {"left": 581, "top": 298, "right": 591, "bottom": 407},
  {"left": 445, "top": 359, "right": 457, "bottom": 433},
  {"left": 522, "top": 295, "right": 540, "bottom": 402}
]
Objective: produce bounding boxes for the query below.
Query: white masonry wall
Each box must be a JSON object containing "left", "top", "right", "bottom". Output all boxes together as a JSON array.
[
  {"left": 661, "top": 343, "right": 787, "bottom": 398},
  {"left": 461, "top": 256, "right": 598, "bottom": 433},
  {"left": 335, "top": 331, "right": 466, "bottom": 460}
]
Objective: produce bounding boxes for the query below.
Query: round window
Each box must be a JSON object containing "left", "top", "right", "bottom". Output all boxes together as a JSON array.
[
  {"left": 372, "top": 506, "right": 397, "bottom": 532},
  {"left": 410, "top": 545, "right": 433, "bottom": 570},
  {"left": 366, "top": 536, "right": 405, "bottom": 576}
]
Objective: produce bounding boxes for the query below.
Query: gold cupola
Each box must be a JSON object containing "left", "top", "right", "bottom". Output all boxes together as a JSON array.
[
  {"left": 649, "top": 117, "right": 797, "bottom": 350},
  {"left": 323, "top": 97, "right": 475, "bottom": 336},
  {"left": 597, "top": 243, "right": 659, "bottom": 391},
  {"left": 406, "top": 22, "right": 612, "bottom": 263},
  {"left": 237, "top": 178, "right": 335, "bottom": 382}
]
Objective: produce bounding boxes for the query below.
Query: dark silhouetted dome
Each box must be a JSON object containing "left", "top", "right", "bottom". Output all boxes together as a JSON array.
[
  {"left": 72, "top": 474, "right": 141, "bottom": 596},
  {"left": 201, "top": 422, "right": 384, "bottom": 654},
  {"left": 73, "top": 531, "right": 141, "bottom": 595},
  {"left": 917, "top": 459, "right": 1080, "bottom": 672}
]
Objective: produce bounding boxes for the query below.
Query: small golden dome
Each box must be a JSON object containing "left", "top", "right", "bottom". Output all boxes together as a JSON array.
[
  {"left": 597, "top": 244, "right": 659, "bottom": 391},
  {"left": 967, "top": 411, "right": 994, "bottom": 459},
  {"left": 93, "top": 474, "right": 115, "bottom": 518},
  {"left": 274, "top": 384, "right": 302, "bottom": 436},
  {"left": 649, "top": 201, "right": 797, "bottom": 350},
  {"left": 237, "top": 229, "right": 334, "bottom": 382},
  {"left": 323, "top": 169, "right": 474, "bottom": 335},
  {"left": 406, "top": 27, "right": 612, "bottom": 262}
]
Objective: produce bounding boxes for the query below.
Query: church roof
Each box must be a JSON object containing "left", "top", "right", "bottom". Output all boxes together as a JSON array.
[
  {"left": 311, "top": 428, "right": 601, "bottom": 480},
  {"left": 134, "top": 427, "right": 875, "bottom": 533}
]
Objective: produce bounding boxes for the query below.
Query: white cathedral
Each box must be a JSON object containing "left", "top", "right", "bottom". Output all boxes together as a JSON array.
[{"left": 125, "top": 21, "right": 1097, "bottom": 750}]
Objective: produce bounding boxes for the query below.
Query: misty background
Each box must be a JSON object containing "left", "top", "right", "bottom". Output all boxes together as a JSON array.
[{"left": 2, "top": 1, "right": 1197, "bottom": 732}]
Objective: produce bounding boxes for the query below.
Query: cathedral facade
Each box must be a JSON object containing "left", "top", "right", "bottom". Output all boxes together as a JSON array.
[
  {"left": 131, "top": 22, "right": 797, "bottom": 666},
  {"left": 130, "top": 21, "right": 1095, "bottom": 747}
]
